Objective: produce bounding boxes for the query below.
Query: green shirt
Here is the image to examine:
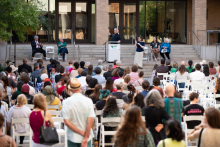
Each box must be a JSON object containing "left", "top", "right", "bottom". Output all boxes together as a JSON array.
[
  {"left": 186, "top": 67, "right": 193, "bottom": 73},
  {"left": 57, "top": 42, "right": 67, "bottom": 54},
  {"left": 170, "top": 68, "right": 177, "bottom": 73},
  {"left": 157, "top": 138, "right": 186, "bottom": 147}
]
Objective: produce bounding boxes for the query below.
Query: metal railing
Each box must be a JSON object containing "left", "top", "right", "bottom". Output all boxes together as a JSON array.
[
  {"left": 197, "top": 30, "right": 220, "bottom": 46},
  {"left": 71, "top": 29, "right": 75, "bottom": 59},
  {"left": 77, "top": 45, "right": 82, "bottom": 62},
  {"left": 189, "top": 30, "right": 202, "bottom": 58}
]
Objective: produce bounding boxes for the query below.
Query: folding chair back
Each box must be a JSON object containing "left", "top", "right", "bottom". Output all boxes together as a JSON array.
[
  {"left": 48, "top": 105, "right": 60, "bottom": 111},
  {"left": 26, "top": 104, "right": 34, "bottom": 109}
]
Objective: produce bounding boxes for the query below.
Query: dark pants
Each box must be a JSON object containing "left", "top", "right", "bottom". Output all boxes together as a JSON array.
[
  {"left": 67, "top": 140, "right": 91, "bottom": 147},
  {"left": 20, "top": 136, "right": 25, "bottom": 144},
  {"left": 59, "top": 47, "right": 68, "bottom": 59},
  {"left": 32, "top": 48, "right": 46, "bottom": 57},
  {"left": 160, "top": 52, "right": 170, "bottom": 59}
]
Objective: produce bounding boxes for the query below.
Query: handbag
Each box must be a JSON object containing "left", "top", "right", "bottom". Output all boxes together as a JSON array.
[{"left": 39, "top": 111, "right": 59, "bottom": 145}]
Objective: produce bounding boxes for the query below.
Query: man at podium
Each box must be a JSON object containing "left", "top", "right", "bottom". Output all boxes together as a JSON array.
[{"left": 108, "top": 28, "right": 121, "bottom": 43}]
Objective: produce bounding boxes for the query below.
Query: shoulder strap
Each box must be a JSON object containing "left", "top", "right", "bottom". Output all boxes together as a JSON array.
[
  {"left": 163, "top": 140, "right": 165, "bottom": 147},
  {"left": 198, "top": 128, "right": 204, "bottom": 147},
  {"left": 137, "top": 80, "right": 142, "bottom": 86},
  {"left": 43, "top": 110, "right": 46, "bottom": 127}
]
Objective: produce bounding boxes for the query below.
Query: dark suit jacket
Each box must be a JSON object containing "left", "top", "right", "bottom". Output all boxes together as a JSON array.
[
  {"left": 18, "top": 63, "right": 32, "bottom": 73},
  {"left": 155, "top": 65, "right": 169, "bottom": 80},
  {"left": 31, "top": 41, "right": 42, "bottom": 51}
]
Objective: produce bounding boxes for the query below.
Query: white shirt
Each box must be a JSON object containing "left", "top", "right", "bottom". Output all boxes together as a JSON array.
[
  {"left": 62, "top": 93, "right": 95, "bottom": 143},
  {"left": 7, "top": 105, "right": 31, "bottom": 133},
  {"left": 35, "top": 41, "right": 40, "bottom": 48},
  {"left": 28, "top": 85, "right": 35, "bottom": 96},
  {"left": 0, "top": 105, "right": 8, "bottom": 121},
  {"left": 77, "top": 76, "right": 87, "bottom": 87},
  {"left": 114, "top": 79, "right": 124, "bottom": 85},
  {"left": 175, "top": 72, "right": 190, "bottom": 81},
  {"left": 190, "top": 71, "right": 205, "bottom": 81}
]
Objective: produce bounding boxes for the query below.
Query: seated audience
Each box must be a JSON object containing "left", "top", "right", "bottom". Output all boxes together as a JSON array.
[
  {"left": 111, "top": 82, "right": 126, "bottom": 99},
  {"left": 157, "top": 120, "right": 185, "bottom": 147},
  {"left": 77, "top": 71, "right": 87, "bottom": 88},
  {"left": 29, "top": 93, "right": 55, "bottom": 147},
  {"left": 45, "top": 86, "right": 61, "bottom": 110},
  {"left": 75, "top": 68, "right": 83, "bottom": 78},
  {"left": 21, "top": 84, "right": 33, "bottom": 104},
  {"left": 95, "top": 59, "right": 103, "bottom": 70},
  {"left": 133, "top": 93, "right": 145, "bottom": 115},
  {"left": 11, "top": 81, "right": 24, "bottom": 105},
  {"left": 87, "top": 65, "right": 96, "bottom": 76},
  {"left": 0, "top": 90, "right": 8, "bottom": 120},
  {"left": 203, "top": 64, "right": 210, "bottom": 77},
  {"left": 144, "top": 90, "right": 170, "bottom": 145},
  {"left": 112, "top": 68, "right": 120, "bottom": 82},
  {"left": 92, "top": 67, "right": 105, "bottom": 84},
  {"left": 166, "top": 60, "right": 172, "bottom": 71},
  {"left": 115, "top": 61, "right": 124, "bottom": 73},
  {"left": 170, "top": 61, "right": 178, "bottom": 73},
  {"left": 62, "top": 80, "right": 71, "bottom": 99},
  {"left": 41, "top": 81, "right": 53, "bottom": 96},
  {"left": 5, "top": 66, "right": 17, "bottom": 84},
  {"left": 83, "top": 61, "right": 90, "bottom": 72},
  {"left": 18, "top": 58, "right": 32, "bottom": 74},
  {"left": 20, "top": 72, "right": 35, "bottom": 96},
  {"left": 95, "top": 89, "right": 110, "bottom": 110},
  {"left": 183, "top": 92, "right": 204, "bottom": 129},
  {"left": 103, "top": 77, "right": 117, "bottom": 93},
  {"left": 123, "top": 75, "right": 131, "bottom": 90},
  {"left": 89, "top": 84, "right": 102, "bottom": 104},
  {"left": 151, "top": 77, "right": 164, "bottom": 98},
  {"left": 152, "top": 64, "right": 158, "bottom": 77},
  {"left": 214, "top": 77, "right": 220, "bottom": 103},
  {"left": 36, "top": 73, "right": 48, "bottom": 92},
  {"left": 209, "top": 62, "right": 216, "bottom": 75},
  {"left": 114, "top": 71, "right": 124, "bottom": 85},
  {"left": 129, "top": 65, "right": 139, "bottom": 84},
  {"left": 174, "top": 91, "right": 190, "bottom": 106},
  {"left": 85, "top": 78, "right": 98, "bottom": 96},
  {"left": 70, "top": 62, "right": 80, "bottom": 78},
  {"left": 66, "top": 60, "right": 74, "bottom": 74},
  {"left": 82, "top": 76, "right": 92, "bottom": 94},
  {"left": 7, "top": 94, "right": 31, "bottom": 144},
  {"left": 164, "top": 84, "right": 183, "bottom": 122},
  {"left": 0, "top": 113, "right": 16, "bottom": 146},
  {"left": 156, "top": 59, "right": 169, "bottom": 80},
  {"left": 188, "top": 108, "right": 220, "bottom": 147},
  {"left": 36, "top": 69, "right": 47, "bottom": 83},
  {"left": 30, "top": 62, "right": 41, "bottom": 79},
  {"left": 122, "top": 92, "right": 135, "bottom": 110},
  {"left": 114, "top": 106, "right": 155, "bottom": 147},
  {"left": 124, "top": 67, "right": 131, "bottom": 76},
  {"left": 55, "top": 65, "right": 65, "bottom": 83},
  {"left": 47, "top": 58, "right": 54, "bottom": 76},
  {"left": 80, "top": 61, "right": 86, "bottom": 70},
  {"left": 177, "top": 61, "right": 189, "bottom": 72},
  {"left": 1, "top": 76, "right": 14, "bottom": 104},
  {"left": 113, "top": 60, "right": 117, "bottom": 69},
  {"left": 51, "top": 64, "right": 60, "bottom": 83},
  {"left": 133, "top": 71, "right": 144, "bottom": 87},
  {"left": 57, "top": 76, "right": 69, "bottom": 96},
  {"left": 187, "top": 60, "right": 193, "bottom": 73},
  {"left": 190, "top": 64, "right": 205, "bottom": 81},
  {"left": 175, "top": 65, "right": 190, "bottom": 88},
  {"left": 141, "top": 80, "right": 150, "bottom": 98},
  {"left": 103, "top": 64, "right": 113, "bottom": 80}
]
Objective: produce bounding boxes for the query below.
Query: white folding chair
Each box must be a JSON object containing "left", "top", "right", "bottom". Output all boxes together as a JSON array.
[
  {"left": 48, "top": 105, "right": 60, "bottom": 111},
  {"left": 184, "top": 115, "right": 204, "bottom": 147},
  {"left": 143, "top": 46, "right": 151, "bottom": 61},
  {"left": 46, "top": 46, "right": 55, "bottom": 60},
  {"left": 116, "top": 99, "right": 124, "bottom": 104},
  {"left": 1, "top": 101, "right": 8, "bottom": 112},
  {"left": 49, "top": 110, "right": 62, "bottom": 129},
  {"left": 26, "top": 104, "right": 34, "bottom": 109},
  {"left": 33, "top": 52, "right": 43, "bottom": 61},
  {"left": 117, "top": 103, "right": 123, "bottom": 109},
  {"left": 8, "top": 95, "right": 12, "bottom": 107},
  {"left": 135, "top": 86, "right": 143, "bottom": 91},
  {"left": 11, "top": 118, "right": 31, "bottom": 146},
  {"left": 95, "top": 110, "right": 103, "bottom": 140},
  {"left": 122, "top": 90, "right": 130, "bottom": 94},
  {"left": 52, "top": 117, "right": 67, "bottom": 147},
  {"left": 99, "top": 117, "right": 121, "bottom": 147}
]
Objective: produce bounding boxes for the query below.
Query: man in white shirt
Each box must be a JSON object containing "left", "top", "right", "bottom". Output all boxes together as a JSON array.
[
  {"left": 31, "top": 35, "right": 46, "bottom": 62},
  {"left": 77, "top": 71, "right": 87, "bottom": 87},
  {"left": 92, "top": 67, "right": 105, "bottom": 84},
  {"left": 62, "top": 78, "right": 95, "bottom": 147},
  {"left": 190, "top": 64, "right": 205, "bottom": 81}
]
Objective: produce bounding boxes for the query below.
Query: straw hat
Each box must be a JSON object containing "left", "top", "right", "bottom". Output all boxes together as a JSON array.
[
  {"left": 10, "top": 65, "right": 18, "bottom": 72},
  {"left": 68, "top": 78, "right": 81, "bottom": 91},
  {"left": 201, "top": 60, "right": 206, "bottom": 65}
]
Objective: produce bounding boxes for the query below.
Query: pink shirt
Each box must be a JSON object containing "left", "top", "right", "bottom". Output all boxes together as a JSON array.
[{"left": 129, "top": 72, "right": 139, "bottom": 84}]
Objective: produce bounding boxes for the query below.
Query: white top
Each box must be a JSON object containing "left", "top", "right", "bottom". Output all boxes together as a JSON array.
[
  {"left": 0, "top": 106, "right": 8, "bottom": 121},
  {"left": 70, "top": 70, "right": 79, "bottom": 79},
  {"left": 28, "top": 85, "right": 35, "bottom": 96},
  {"left": 175, "top": 72, "right": 190, "bottom": 81},
  {"left": 114, "top": 79, "right": 124, "bottom": 85},
  {"left": 92, "top": 75, "right": 106, "bottom": 84},
  {"left": 35, "top": 41, "right": 40, "bottom": 48},
  {"left": 62, "top": 93, "right": 95, "bottom": 143},
  {"left": 7, "top": 105, "right": 31, "bottom": 133},
  {"left": 190, "top": 71, "right": 205, "bottom": 81},
  {"left": 77, "top": 76, "right": 87, "bottom": 87}
]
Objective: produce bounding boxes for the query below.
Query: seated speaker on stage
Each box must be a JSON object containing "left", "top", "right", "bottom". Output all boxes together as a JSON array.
[
  {"left": 57, "top": 38, "right": 68, "bottom": 62},
  {"left": 108, "top": 28, "right": 121, "bottom": 43},
  {"left": 160, "top": 38, "right": 171, "bottom": 60},
  {"left": 31, "top": 35, "right": 46, "bottom": 62}
]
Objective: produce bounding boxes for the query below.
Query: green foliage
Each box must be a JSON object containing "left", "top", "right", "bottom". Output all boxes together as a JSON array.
[
  {"left": 0, "top": 64, "right": 6, "bottom": 73},
  {"left": 0, "top": 0, "right": 49, "bottom": 42}
]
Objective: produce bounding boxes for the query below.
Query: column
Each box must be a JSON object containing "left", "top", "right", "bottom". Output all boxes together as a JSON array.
[
  {"left": 192, "top": 0, "right": 207, "bottom": 45},
  {"left": 96, "top": 0, "right": 109, "bottom": 45}
]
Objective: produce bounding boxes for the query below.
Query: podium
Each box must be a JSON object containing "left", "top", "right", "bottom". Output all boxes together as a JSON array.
[{"left": 107, "top": 41, "right": 120, "bottom": 62}]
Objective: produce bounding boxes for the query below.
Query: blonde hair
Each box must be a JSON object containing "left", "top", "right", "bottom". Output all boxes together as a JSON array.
[
  {"left": 33, "top": 93, "right": 47, "bottom": 111},
  {"left": 78, "top": 68, "right": 83, "bottom": 75},
  {"left": 40, "top": 69, "right": 47, "bottom": 75},
  {"left": 172, "top": 61, "right": 178, "bottom": 68},
  {"left": 17, "top": 94, "right": 28, "bottom": 106},
  {"left": 124, "top": 75, "right": 131, "bottom": 83},
  {"left": 124, "top": 67, "right": 131, "bottom": 76}
]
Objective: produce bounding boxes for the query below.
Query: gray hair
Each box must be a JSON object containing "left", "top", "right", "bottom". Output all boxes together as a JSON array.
[
  {"left": 34, "top": 62, "right": 39, "bottom": 69},
  {"left": 144, "top": 89, "right": 165, "bottom": 108},
  {"left": 98, "top": 59, "right": 103, "bottom": 65},
  {"left": 34, "top": 35, "right": 38, "bottom": 39},
  {"left": 85, "top": 62, "right": 90, "bottom": 67},
  {"left": 165, "top": 38, "right": 170, "bottom": 43},
  {"left": 108, "top": 64, "right": 113, "bottom": 70},
  {"left": 114, "top": 28, "right": 118, "bottom": 31},
  {"left": 116, "top": 61, "right": 121, "bottom": 66},
  {"left": 103, "top": 65, "right": 108, "bottom": 71}
]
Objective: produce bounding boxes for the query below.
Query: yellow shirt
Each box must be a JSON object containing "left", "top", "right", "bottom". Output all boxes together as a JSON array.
[
  {"left": 157, "top": 138, "right": 186, "bottom": 147},
  {"left": 48, "top": 97, "right": 62, "bottom": 111}
]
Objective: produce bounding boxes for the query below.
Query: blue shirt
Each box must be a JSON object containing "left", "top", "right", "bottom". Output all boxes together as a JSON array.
[
  {"left": 141, "top": 90, "right": 149, "bottom": 98},
  {"left": 160, "top": 42, "right": 171, "bottom": 53},
  {"left": 30, "top": 69, "right": 41, "bottom": 79},
  {"left": 136, "top": 41, "right": 145, "bottom": 52},
  {"left": 110, "top": 33, "right": 121, "bottom": 41}
]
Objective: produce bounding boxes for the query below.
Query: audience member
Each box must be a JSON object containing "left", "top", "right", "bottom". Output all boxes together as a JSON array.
[
  {"left": 82, "top": 76, "right": 92, "bottom": 93},
  {"left": 45, "top": 86, "right": 61, "bottom": 110},
  {"left": 1, "top": 76, "right": 13, "bottom": 104},
  {"left": 111, "top": 82, "right": 126, "bottom": 99},
  {"left": 113, "top": 60, "right": 117, "bottom": 69},
  {"left": 183, "top": 92, "right": 204, "bottom": 129},
  {"left": 166, "top": 60, "right": 172, "bottom": 71},
  {"left": 129, "top": 65, "right": 139, "bottom": 84},
  {"left": 0, "top": 90, "right": 8, "bottom": 120},
  {"left": 115, "top": 61, "right": 124, "bottom": 73},
  {"left": 80, "top": 61, "right": 86, "bottom": 70},
  {"left": 215, "top": 61, "right": 220, "bottom": 74},
  {"left": 85, "top": 78, "right": 98, "bottom": 96},
  {"left": 114, "top": 106, "right": 155, "bottom": 147},
  {"left": 11, "top": 81, "right": 24, "bottom": 105},
  {"left": 55, "top": 65, "right": 65, "bottom": 83},
  {"left": 18, "top": 58, "right": 32, "bottom": 74},
  {"left": 29, "top": 93, "right": 55, "bottom": 147},
  {"left": 144, "top": 90, "right": 170, "bottom": 145},
  {"left": 157, "top": 120, "right": 185, "bottom": 147},
  {"left": 152, "top": 64, "right": 158, "bottom": 77},
  {"left": 84, "top": 62, "right": 90, "bottom": 72},
  {"left": 156, "top": 59, "right": 169, "bottom": 80},
  {"left": 41, "top": 81, "right": 53, "bottom": 96},
  {"left": 164, "top": 84, "right": 183, "bottom": 122},
  {"left": 188, "top": 108, "right": 220, "bottom": 147},
  {"left": 114, "top": 71, "right": 124, "bottom": 85},
  {"left": 95, "top": 59, "right": 103, "bottom": 70},
  {"left": 175, "top": 65, "right": 190, "bottom": 88},
  {"left": 62, "top": 80, "right": 71, "bottom": 99},
  {"left": 203, "top": 64, "right": 210, "bottom": 79},
  {"left": 20, "top": 72, "right": 35, "bottom": 96},
  {"left": 122, "top": 92, "right": 135, "bottom": 110},
  {"left": 151, "top": 77, "right": 164, "bottom": 98},
  {"left": 30, "top": 62, "right": 41, "bottom": 79},
  {"left": 66, "top": 60, "right": 74, "bottom": 74},
  {"left": 0, "top": 113, "right": 16, "bottom": 147},
  {"left": 87, "top": 65, "right": 96, "bottom": 76},
  {"left": 170, "top": 61, "right": 178, "bottom": 73},
  {"left": 103, "top": 64, "right": 113, "bottom": 80},
  {"left": 77, "top": 71, "right": 87, "bottom": 88},
  {"left": 112, "top": 68, "right": 120, "bottom": 82},
  {"left": 133, "top": 71, "right": 144, "bottom": 87},
  {"left": 174, "top": 91, "right": 190, "bottom": 107},
  {"left": 104, "top": 77, "right": 117, "bottom": 93},
  {"left": 47, "top": 58, "right": 54, "bottom": 76},
  {"left": 92, "top": 67, "right": 105, "bottom": 84},
  {"left": 214, "top": 77, "right": 220, "bottom": 104},
  {"left": 75, "top": 68, "right": 83, "bottom": 78},
  {"left": 209, "top": 62, "right": 216, "bottom": 75},
  {"left": 89, "top": 84, "right": 102, "bottom": 104},
  {"left": 36, "top": 73, "right": 48, "bottom": 92},
  {"left": 123, "top": 75, "right": 131, "bottom": 90},
  {"left": 141, "top": 80, "right": 150, "bottom": 98},
  {"left": 57, "top": 76, "right": 69, "bottom": 96},
  {"left": 177, "top": 61, "right": 189, "bottom": 72},
  {"left": 70, "top": 62, "right": 80, "bottom": 78},
  {"left": 21, "top": 84, "right": 33, "bottom": 104},
  {"left": 95, "top": 89, "right": 110, "bottom": 110},
  {"left": 124, "top": 67, "right": 131, "bottom": 76},
  {"left": 7, "top": 94, "right": 31, "bottom": 144},
  {"left": 36, "top": 68, "right": 47, "bottom": 83},
  {"left": 6, "top": 66, "right": 17, "bottom": 84},
  {"left": 133, "top": 93, "right": 145, "bottom": 115},
  {"left": 190, "top": 64, "right": 205, "bottom": 81},
  {"left": 51, "top": 64, "right": 60, "bottom": 83},
  {"left": 187, "top": 60, "right": 193, "bottom": 73}
]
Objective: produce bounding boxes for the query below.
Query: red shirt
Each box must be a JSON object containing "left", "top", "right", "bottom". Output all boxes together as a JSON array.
[
  {"left": 57, "top": 86, "right": 66, "bottom": 96},
  {"left": 209, "top": 68, "right": 217, "bottom": 75}
]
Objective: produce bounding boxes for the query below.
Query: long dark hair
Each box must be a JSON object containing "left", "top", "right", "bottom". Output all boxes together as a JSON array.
[
  {"left": 103, "top": 96, "right": 119, "bottom": 117},
  {"left": 105, "top": 77, "right": 114, "bottom": 92},
  {"left": 134, "top": 93, "right": 145, "bottom": 109},
  {"left": 88, "top": 65, "right": 93, "bottom": 75},
  {"left": 89, "top": 84, "right": 102, "bottom": 103},
  {"left": 1, "top": 76, "right": 10, "bottom": 91},
  {"left": 127, "top": 84, "right": 136, "bottom": 93},
  {"left": 166, "top": 120, "right": 184, "bottom": 142},
  {"left": 203, "top": 64, "right": 210, "bottom": 76},
  {"left": 188, "top": 60, "right": 193, "bottom": 69},
  {"left": 178, "top": 65, "right": 186, "bottom": 75}
]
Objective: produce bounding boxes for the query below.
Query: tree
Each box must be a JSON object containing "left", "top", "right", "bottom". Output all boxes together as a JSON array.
[{"left": 0, "top": 0, "right": 49, "bottom": 42}]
